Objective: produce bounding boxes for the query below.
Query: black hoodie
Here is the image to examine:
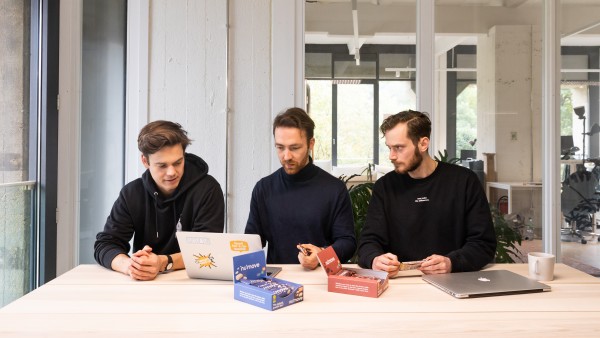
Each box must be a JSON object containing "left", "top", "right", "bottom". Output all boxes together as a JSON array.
[{"left": 94, "top": 153, "right": 224, "bottom": 269}]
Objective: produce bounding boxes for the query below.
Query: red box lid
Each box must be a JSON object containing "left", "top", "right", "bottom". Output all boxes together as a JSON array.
[{"left": 316, "top": 246, "right": 343, "bottom": 276}]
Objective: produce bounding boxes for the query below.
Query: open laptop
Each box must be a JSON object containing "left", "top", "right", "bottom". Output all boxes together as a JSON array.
[
  {"left": 176, "top": 231, "right": 263, "bottom": 280},
  {"left": 422, "top": 270, "right": 551, "bottom": 299}
]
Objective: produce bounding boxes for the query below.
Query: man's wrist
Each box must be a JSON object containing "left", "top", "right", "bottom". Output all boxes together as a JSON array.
[
  {"left": 159, "top": 255, "right": 168, "bottom": 272},
  {"left": 161, "top": 254, "right": 174, "bottom": 273}
]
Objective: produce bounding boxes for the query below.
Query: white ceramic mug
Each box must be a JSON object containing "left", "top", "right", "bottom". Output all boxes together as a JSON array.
[{"left": 528, "top": 252, "right": 555, "bottom": 281}]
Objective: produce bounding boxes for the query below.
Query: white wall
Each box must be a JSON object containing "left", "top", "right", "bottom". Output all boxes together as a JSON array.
[
  {"left": 146, "top": 0, "right": 227, "bottom": 190},
  {"left": 227, "top": 0, "right": 273, "bottom": 233},
  {"left": 143, "top": 0, "right": 303, "bottom": 234}
]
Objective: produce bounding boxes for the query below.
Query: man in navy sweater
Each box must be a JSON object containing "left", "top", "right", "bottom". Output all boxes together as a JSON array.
[
  {"left": 358, "top": 110, "right": 496, "bottom": 276},
  {"left": 245, "top": 108, "right": 356, "bottom": 269}
]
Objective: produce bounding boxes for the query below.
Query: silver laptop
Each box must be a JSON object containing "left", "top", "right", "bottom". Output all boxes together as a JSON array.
[
  {"left": 176, "top": 231, "right": 262, "bottom": 280},
  {"left": 422, "top": 270, "right": 551, "bottom": 299}
]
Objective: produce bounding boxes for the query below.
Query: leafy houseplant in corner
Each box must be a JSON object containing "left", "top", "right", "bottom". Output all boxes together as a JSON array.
[
  {"left": 339, "top": 165, "right": 374, "bottom": 263},
  {"left": 490, "top": 205, "right": 523, "bottom": 263}
]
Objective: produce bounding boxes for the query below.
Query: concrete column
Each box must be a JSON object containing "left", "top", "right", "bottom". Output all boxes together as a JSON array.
[
  {"left": 477, "top": 25, "right": 543, "bottom": 233},
  {"left": 477, "top": 25, "right": 542, "bottom": 183}
]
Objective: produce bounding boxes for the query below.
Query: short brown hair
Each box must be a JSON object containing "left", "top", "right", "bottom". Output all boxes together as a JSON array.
[
  {"left": 272, "top": 107, "right": 315, "bottom": 144},
  {"left": 380, "top": 110, "right": 431, "bottom": 146},
  {"left": 137, "top": 120, "right": 192, "bottom": 158}
]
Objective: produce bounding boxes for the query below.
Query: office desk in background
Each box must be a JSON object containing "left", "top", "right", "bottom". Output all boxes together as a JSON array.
[
  {"left": 486, "top": 182, "right": 542, "bottom": 214},
  {"left": 0, "top": 264, "right": 599, "bottom": 337}
]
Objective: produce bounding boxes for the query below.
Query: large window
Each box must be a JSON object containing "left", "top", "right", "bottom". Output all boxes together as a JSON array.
[
  {"left": 0, "top": 0, "right": 57, "bottom": 306},
  {"left": 445, "top": 46, "right": 477, "bottom": 160},
  {"left": 306, "top": 45, "right": 416, "bottom": 168},
  {"left": 0, "top": 3, "right": 34, "bottom": 307}
]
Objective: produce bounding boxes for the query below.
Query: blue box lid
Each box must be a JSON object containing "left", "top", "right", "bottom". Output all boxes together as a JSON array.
[{"left": 233, "top": 250, "right": 267, "bottom": 282}]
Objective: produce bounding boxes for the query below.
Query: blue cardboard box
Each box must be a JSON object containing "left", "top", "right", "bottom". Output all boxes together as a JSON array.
[{"left": 233, "top": 251, "right": 303, "bottom": 311}]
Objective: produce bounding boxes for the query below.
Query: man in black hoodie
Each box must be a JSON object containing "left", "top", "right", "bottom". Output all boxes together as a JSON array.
[{"left": 94, "top": 121, "right": 224, "bottom": 280}]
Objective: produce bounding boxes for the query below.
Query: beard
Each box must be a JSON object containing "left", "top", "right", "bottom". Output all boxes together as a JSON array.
[
  {"left": 281, "top": 153, "right": 310, "bottom": 175},
  {"left": 393, "top": 147, "right": 423, "bottom": 174}
]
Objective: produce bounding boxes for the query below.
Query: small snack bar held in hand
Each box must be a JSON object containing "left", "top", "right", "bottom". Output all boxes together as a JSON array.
[
  {"left": 317, "top": 246, "right": 389, "bottom": 298},
  {"left": 233, "top": 251, "right": 304, "bottom": 311}
]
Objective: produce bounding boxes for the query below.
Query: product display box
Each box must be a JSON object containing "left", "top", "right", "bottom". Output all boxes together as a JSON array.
[
  {"left": 317, "top": 246, "right": 389, "bottom": 298},
  {"left": 233, "top": 251, "right": 304, "bottom": 311}
]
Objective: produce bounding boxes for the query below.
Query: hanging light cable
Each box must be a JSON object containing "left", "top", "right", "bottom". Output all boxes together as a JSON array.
[{"left": 352, "top": 0, "right": 360, "bottom": 65}]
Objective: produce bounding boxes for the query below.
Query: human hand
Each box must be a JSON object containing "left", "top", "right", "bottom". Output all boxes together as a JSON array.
[
  {"left": 372, "top": 253, "right": 401, "bottom": 277},
  {"left": 296, "top": 243, "right": 322, "bottom": 270},
  {"left": 129, "top": 245, "right": 163, "bottom": 280},
  {"left": 111, "top": 253, "right": 134, "bottom": 276},
  {"left": 419, "top": 254, "right": 452, "bottom": 274}
]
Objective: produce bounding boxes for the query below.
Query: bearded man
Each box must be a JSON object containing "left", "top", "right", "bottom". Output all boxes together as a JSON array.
[
  {"left": 245, "top": 107, "right": 356, "bottom": 269},
  {"left": 357, "top": 110, "right": 496, "bottom": 276}
]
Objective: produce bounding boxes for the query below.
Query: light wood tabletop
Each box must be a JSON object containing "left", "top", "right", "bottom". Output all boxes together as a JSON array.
[{"left": 0, "top": 263, "right": 599, "bottom": 337}]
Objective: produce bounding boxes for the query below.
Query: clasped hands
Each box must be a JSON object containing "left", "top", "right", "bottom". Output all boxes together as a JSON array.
[
  {"left": 114, "top": 245, "right": 164, "bottom": 281},
  {"left": 372, "top": 252, "right": 451, "bottom": 277}
]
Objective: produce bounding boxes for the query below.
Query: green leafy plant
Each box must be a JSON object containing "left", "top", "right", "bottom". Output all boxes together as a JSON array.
[
  {"left": 490, "top": 205, "right": 523, "bottom": 263},
  {"left": 339, "top": 166, "right": 374, "bottom": 263},
  {"left": 434, "top": 149, "right": 461, "bottom": 164}
]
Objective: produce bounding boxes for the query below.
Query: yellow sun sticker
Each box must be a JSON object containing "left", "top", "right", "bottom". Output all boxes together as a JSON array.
[
  {"left": 193, "top": 253, "right": 217, "bottom": 269},
  {"left": 230, "top": 240, "right": 250, "bottom": 252}
]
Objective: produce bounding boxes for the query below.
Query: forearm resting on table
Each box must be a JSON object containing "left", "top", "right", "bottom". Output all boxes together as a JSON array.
[
  {"left": 111, "top": 252, "right": 185, "bottom": 274},
  {"left": 111, "top": 253, "right": 132, "bottom": 274}
]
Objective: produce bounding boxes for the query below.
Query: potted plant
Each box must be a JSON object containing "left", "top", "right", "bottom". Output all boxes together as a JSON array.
[
  {"left": 490, "top": 205, "right": 523, "bottom": 263},
  {"left": 339, "top": 165, "right": 374, "bottom": 263},
  {"left": 433, "top": 149, "right": 461, "bottom": 165}
]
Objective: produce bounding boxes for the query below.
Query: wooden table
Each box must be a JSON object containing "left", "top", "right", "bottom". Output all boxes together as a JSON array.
[{"left": 0, "top": 264, "right": 599, "bottom": 337}]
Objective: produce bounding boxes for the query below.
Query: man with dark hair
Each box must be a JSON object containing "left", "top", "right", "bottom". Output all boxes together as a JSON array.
[
  {"left": 94, "top": 120, "right": 224, "bottom": 280},
  {"left": 245, "top": 107, "right": 356, "bottom": 269},
  {"left": 357, "top": 110, "right": 496, "bottom": 276}
]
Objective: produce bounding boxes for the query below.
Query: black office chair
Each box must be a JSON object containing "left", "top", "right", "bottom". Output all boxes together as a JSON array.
[{"left": 561, "top": 169, "right": 600, "bottom": 243}]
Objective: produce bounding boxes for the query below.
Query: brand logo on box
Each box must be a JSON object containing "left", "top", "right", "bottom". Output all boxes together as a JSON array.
[{"left": 239, "top": 263, "right": 260, "bottom": 271}]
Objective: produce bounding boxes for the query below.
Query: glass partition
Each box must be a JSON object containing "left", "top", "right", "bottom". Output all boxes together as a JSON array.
[
  {"left": 79, "top": 0, "right": 126, "bottom": 263},
  {"left": 434, "top": 1, "right": 544, "bottom": 264},
  {"left": 559, "top": 1, "right": 600, "bottom": 274}
]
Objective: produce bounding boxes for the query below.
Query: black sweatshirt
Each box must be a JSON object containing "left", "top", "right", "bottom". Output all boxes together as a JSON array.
[
  {"left": 358, "top": 161, "right": 496, "bottom": 272},
  {"left": 245, "top": 160, "right": 356, "bottom": 264},
  {"left": 94, "top": 153, "right": 224, "bottom": 269}
]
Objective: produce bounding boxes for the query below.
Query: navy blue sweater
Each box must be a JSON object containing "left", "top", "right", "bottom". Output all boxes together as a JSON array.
[
  {"left": 94, "top": 153, "right": 224, "bottom": 269},
  {"left": 358, "top": 161, "right": 496, "bottom": 272},
  {"left": 245, "top": 161, "right": 356, "bottom": 264}
]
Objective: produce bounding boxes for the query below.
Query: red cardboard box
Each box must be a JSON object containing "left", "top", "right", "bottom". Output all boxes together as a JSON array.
[{"left": 316, "top": 246, "right": 389, "bottom": 298}]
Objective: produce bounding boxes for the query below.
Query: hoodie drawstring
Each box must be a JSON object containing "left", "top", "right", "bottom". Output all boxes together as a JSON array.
[{"left": 153, "top": 192, "right": 159, "bottom": 239}]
